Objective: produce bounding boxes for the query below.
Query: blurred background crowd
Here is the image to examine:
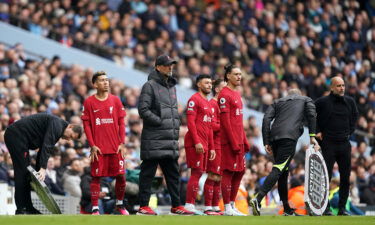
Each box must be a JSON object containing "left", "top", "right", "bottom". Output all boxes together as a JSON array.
[{"left": 0, "top": 0, "right": 374, "bottom": 214}]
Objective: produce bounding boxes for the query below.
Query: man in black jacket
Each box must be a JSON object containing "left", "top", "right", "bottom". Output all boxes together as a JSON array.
[
  {"left": 250, "top": 89, "right": 319, "bottom": 216},
  {"left": 137, "top": 55, "right": 193, "bottom": 215},
  {"left": 315, "top": 76, "right": 358, "bottom": 216},
  {"left": 4, "top": 113, "right": 82, "bottom": 214}
]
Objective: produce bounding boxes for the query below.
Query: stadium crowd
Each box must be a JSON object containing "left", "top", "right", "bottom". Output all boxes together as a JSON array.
[{"left": 0, "top": 0, "right": 374, "bottom": 214}]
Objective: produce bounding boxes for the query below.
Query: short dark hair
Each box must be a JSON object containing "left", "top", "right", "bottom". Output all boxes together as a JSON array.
[
  {"left": 212, "top": 79, "right": 224, "bottom": 96},
  {"left": 71, "top": 124, "right": 83, "bottom": 139},
  {"left": 196, "top": 74, "right": 212, "bottom": 84},
  {"left": 224, "top": 64, "right": 239, "bottom": 82},
  {"left": 92, "top": 71, "right": 107, "bottom": 84}
]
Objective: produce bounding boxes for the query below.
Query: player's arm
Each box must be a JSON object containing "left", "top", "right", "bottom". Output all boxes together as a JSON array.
[
  {"left": 138, "top": 82, "right": 162, "bottom": 126},
  {"left": 81, "top": 100, "right": 95, "bottom": 147},
  {"left": 304, "top": 97, "right": 317, "bottom": 138},
  {"left": 211, "top": 105, "right": 220, "bottom": 132},
  {"left": 186, "top": 99, "right": 203, "bottom": 153},
  {"left": 117, "top": 98, "right": 126, "bottom": 158},
  {"left": 243, "top": 130, "right": 250, "bottom": 152},
  {"left": 219, "top": 95, "right": 240, "bottom": 152},
  {"left": 262, "top": 102, "right": 276, "bottom": 147},
  {"left": 208, "top": 125, "right": 216, "bottom": 160}
]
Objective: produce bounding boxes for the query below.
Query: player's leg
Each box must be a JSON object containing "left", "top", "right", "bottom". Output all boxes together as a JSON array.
[
  {"left": 90, "top": 154, "right": 104, "bottom": 215},
  {"left": 212, "top": 175, "right": 222, "bottom": 214},
  {"left": 221, "top": 169, "right": 234, "bottom": 214},
  {"left": 230, "top": 169, "right": 245, "bottom": 215},
  {"left": 112, "top": 154, "right": 128, "bottom": 215},
  {"left": 203, "top": 172, "right": 216, "bottom": 214}
]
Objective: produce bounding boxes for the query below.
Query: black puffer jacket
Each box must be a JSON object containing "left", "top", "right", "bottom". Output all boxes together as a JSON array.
[{"left": 138, "top": 70, "right": 180, "bottom": 160}]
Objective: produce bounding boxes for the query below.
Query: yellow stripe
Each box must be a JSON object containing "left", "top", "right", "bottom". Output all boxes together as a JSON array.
[{"left": 273, "top": 156, "right": 291, "bottom": 171}]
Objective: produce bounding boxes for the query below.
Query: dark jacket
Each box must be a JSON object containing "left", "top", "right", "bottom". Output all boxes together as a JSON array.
[
  {"left": 5, "top": 113, "right": 68, "bottom": 169},
  {"left": 315, "top": 93, "right": 358, "bottom": 135},
  {"left": 262, "top": 94, "right": 316, "bottom": 145},
  {"left": 138, "top": 70, "right": 180, "bottom": 160}
]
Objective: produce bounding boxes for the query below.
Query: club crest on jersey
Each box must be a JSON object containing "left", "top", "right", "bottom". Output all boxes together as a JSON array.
[
  {"left": 109, "top": 106, "right": 113, "bottom": 114},
  {"left": 196, "top": 161, "right": 200, "bottom": 167},
  {"left": 220, "top": 98, "right": 226, "bottom": 104}
]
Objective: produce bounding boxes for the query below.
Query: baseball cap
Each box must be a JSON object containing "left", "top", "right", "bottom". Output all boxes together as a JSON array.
[{"left": 155, "top": 54, "right": 177, "bottom": 66}]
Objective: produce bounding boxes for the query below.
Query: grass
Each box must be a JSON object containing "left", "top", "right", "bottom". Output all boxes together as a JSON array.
[{"left": 0, "top": 215, "right": 374, "bottom": 225}]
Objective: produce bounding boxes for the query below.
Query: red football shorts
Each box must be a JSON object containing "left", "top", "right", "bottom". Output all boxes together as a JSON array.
[
  {"left": 91, "top": 153, "right": 125, "bottom": 177},
  {"left": 185, "top": 147, "right": 208, "bottom": 170},
  {"left": 220, "top": 144, "right": 246, "bottom": 172},
  {"left": 206, "top": 148, "right": 222, "bottom": 175}
]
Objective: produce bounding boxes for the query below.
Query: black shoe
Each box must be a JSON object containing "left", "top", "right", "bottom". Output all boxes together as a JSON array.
[
  {"left": 15, "top": 207, "right": 42, "bottom": 215},
  {"left": 249, "top": 198, "right": 261, "bottom": 216},
  {"left": 338, "top": 209, "right": 350, "bottom": 216},
  {"left": 283, "top": 208, "right": 302, "bottom": 216},
  {"left": 323, "top": 208, "right": 333, "bottom": 216}
]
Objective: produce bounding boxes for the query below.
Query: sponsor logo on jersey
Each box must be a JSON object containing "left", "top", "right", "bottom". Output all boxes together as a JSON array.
[
  {"left": 95, "top": 118, "right": 114, "bottom": 125},
  {"left": 203, "top": 115, "right": 212, "bottom": 122}
]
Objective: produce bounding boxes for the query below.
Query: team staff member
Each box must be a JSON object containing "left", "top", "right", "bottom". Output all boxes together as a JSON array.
[
  {"left": 315, "top": 76, "right": 358, "bottom": 216},
  {"left": 5, "top": 113, "right": 82, "bottom": 214},
  {"left": 218, "top": 64, "right": 250, "bottom": 216},
  {"left": 250, "top": 89, "right": 319, "bottom": 216},
  {"left": 137, "top": 55, "right": 193, "bottom": 215},
  {"left": 205, "top": 79, "right": 226, "bottom": 215},
  {"left": 184, "top": 74, "right": 215, "bottom": 215},
  {"left": 82, "top": 71, "right": 128, "bottom": 215}
]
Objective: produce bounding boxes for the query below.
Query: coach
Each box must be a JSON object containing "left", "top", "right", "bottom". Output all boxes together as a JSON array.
[
  {"left": 4, "top": 113, "right": 82, "bottom": 214},
  {"left": 315, "top": 76, "right": 358, "bottom": 216},
  {"left": 137, "top": 54, "right": 193, "bottom": 215},
  {"left": 250, "top": 89, "right": 319, "bottom": 216}
]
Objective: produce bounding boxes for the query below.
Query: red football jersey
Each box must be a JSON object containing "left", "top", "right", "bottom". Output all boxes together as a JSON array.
[
  {"left": 81, "top": 94, "right": 126, "bottom": 154},
  {"left": 218, "top": 86, "right": 245, "bottom": 149},
  {"left": 184, "top": 93, "right": 214, "bottom": 151},
  {"left": 209, "top": 98, "right": 221, "bottom": 150}
]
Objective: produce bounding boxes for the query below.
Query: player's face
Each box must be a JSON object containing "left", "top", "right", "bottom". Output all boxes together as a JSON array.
[
  {"left": 227, "top": 68, "right": 242, "bottom": 87},
  {"left": 331, "top": 78, "right": 345, "bottom": 96},
  {"left": 94, "top": 75, "right": 109, "bottom": 92},
  {"left": 198, "top": 78, "right": 212, "bottom": 95},
  {"left": 215, "top": 81, "right": 226, "bottom": 95}
]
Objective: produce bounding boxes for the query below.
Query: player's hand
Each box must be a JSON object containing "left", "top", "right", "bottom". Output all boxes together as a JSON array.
[
  {"left": 195, "top": 143, "right": 204, "bottom": 154},
  {"left": 37, "top": 168, "right": 46, "bottom": 182},
  {"left": 265, "top": 145, "right": 272, "bottom": 154},
  {"left": 117, "top": 144, "right": 127, "bottom": 159},
  {"left": 90, "top": 146, "right": 102, "bottom": 162},
  {"left": 310, "top": 137, "right": 320, "bottom": 152},
  {"left": 209, "top": 150, "right": 216, "bottom": 161},
  {"left": 316, "top": 132, "right": 323, "bottom": 141}
]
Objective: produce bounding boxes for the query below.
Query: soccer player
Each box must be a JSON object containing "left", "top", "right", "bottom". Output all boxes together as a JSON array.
[
  {"left": 81, "top": 71, "right": 128, "bottom": 215},
  {"left": 218, "top": 64, "right": 250, "bottom": 216},
  {"left": 204, "top": 79, "right": 226, "bottom": 215},
  {"left": 184, "top": 74, "right": 215, "bottom": 215}
]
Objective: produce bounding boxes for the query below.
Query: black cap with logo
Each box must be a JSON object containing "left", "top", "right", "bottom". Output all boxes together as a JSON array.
[{"left": 155, "top": 54, "right": 177, "bottom": 66}]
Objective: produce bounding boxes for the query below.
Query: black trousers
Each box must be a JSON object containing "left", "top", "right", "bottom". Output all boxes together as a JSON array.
[
  {"left": 257, "top": 139, "right": 296, "bottom": 208},
  {"left": 4, "top": 128, "right": 34, "bottom": 210},
  {"left": 138, "top": 157, "right": 181, "bottom": 208},
  {"left": 321, "top": 138, "right": 351, "bottom": 209}
]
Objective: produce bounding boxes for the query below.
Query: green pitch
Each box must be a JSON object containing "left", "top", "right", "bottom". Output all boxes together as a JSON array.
[{"left": 0, "top": 215, "right": 374, "bottom": 225}]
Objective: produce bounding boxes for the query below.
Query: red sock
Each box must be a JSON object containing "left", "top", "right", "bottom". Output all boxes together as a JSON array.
[
  {"left": 185, "top": 168, "right": 203, "bottom": 204},
  {"left": 230, "top": 170, "right": 245, "bottom": 202},
  {"left": 115, "top": 175, "right": 126, "bottom": 203},
  {"left": 212, "top": 181, "right": 221, "bottom": 207},
  {"left": 204, "top": 179, "right": 215, "bottom": 206},
  {"left": 91, "top": 177, "right": 101, "bottom": 207},
  {"left": 221, "top": 170, "right": 234, "bottom": 204}
]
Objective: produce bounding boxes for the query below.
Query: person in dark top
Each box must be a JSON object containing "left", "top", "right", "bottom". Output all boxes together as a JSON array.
[
  {"left": 250, "top": 88, "right": 319, "bottom": 216},
  {"left": 315, "top": 76, "right": 359, "bottom": 216},
  {"left": 4, "top": 113, "right": 82, "bottom": 215}
]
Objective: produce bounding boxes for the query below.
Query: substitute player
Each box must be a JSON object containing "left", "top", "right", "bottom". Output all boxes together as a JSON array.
[
  {"left": 81, "top": 71, "right": 128, "bottom": 215},
  {"left": 218, "top": 64, "right": 250, "bottom": 216},
  {"left": 204, "top": 79, "right": 226, "bottom": 215},
  {"left": 184, "top": 74, "right": 215, "bottom": 215}
]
